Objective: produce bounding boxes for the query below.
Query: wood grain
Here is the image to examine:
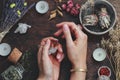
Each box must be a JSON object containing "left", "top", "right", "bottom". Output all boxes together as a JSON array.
[{"left": 0, "top": 0, "right": 117, "bottom": 80}]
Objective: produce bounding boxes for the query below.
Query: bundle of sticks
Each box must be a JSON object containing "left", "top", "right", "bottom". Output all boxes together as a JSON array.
[{"left": 0, "top": 0, "right": 35, "bottom": 41}]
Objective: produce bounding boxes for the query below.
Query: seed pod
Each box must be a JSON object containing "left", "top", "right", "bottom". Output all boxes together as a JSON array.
[
  {"left": 49, "top": 12, "right": 57, "bottom": 20},
  {"left": 57, "top": 9, "right": 63, "bottom": 17},
  {"left": 51, "top": 10, "right": 57, "bottom": 14},
  {"left": 24, "top": 2, "right": 28, "bottom": 7},
  {"left": 57, "top": 6, "right": 62, "bottom": 11},
  {"left": 17, "top": 10, "right": 21, "bottom": 17},
  {"left": 10, "top": 3, "right": 16, "bottom": 8}
]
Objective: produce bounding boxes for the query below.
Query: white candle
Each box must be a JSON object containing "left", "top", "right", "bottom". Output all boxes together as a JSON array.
[
  {"left": 35, "top": 1, "right": 49, "bottom": 14},
  {"left": 0, "top": 43, "right": 11, "bottom": 56},
  {"left": 93, "top": 48, "right": 107, "bottom": 61}
]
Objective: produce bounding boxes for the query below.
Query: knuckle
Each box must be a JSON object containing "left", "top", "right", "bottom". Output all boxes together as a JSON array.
[
  {"left": 83, "top": 34, "right": 88, "bottom": 40},
  {"left": 81, "top": 34, "right": 88, "bottom": 40},
  {"left": 70, "top": 22, "right": 76, "bottom": 26}
]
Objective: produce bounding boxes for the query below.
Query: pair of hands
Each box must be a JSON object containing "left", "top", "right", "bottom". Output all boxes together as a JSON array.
[{"left": 37, "top": 22, "right": 88, "bottom": 80}]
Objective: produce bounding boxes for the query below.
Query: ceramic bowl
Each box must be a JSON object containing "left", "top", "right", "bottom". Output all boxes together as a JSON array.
[
  {"left": 79, "top": 0, "right": 117, "bottom": 35},
  {"left": 98, "top": 66, "right": 111, "bottom": 77}
]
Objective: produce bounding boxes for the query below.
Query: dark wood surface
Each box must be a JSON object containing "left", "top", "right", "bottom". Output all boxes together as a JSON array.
[{"left": 0, "top": 0, "right": 117, "bottom": 80}]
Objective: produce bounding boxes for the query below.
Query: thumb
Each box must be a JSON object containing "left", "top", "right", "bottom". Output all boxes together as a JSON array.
[{"left": 63, "top": 24, "right": 73, "bottom": 46}]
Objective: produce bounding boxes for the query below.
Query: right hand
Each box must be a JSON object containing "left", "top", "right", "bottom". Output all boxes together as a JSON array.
[{"left": 54, "top": 22, "right": 88, "bottom": 69}]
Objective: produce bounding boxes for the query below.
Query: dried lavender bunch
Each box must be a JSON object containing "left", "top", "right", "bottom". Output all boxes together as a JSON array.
[
  {"left": 101, "top": 23, "right": 120, "bottom": 80},
  {"left": 0, "top": 0, "right": 35, "bottom": 42}
]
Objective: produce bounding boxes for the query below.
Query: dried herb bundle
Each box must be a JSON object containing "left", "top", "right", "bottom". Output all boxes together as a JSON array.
[
  {"left": 101, "top": 23, "right": 120, "bottom": 80},
  {"left": 0, "top": 0, "right": 35, "bottom": 42}
]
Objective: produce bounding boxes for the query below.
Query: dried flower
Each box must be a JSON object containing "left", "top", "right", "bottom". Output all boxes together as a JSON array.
[
  {"left": 49, "top": 11, "right": 57, "bottom": 20},
  {"left": 101, "top": 23, "right": 120, "bottom": 80}
]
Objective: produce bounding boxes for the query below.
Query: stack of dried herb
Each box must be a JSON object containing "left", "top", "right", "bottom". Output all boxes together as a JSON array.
[
  {"left": 101, "top": 23, "right": 120, "bottom": 80},
  {"left": 0, "top": 0, "right": 35, "bottom": 36}
]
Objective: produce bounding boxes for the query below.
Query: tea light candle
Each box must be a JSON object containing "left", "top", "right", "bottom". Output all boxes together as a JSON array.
[
  {"left": 35, "top": 1, "right": 49, "bottom": 14},
  {"left": 93, "top": 48, "right": 107, "bottom": 61},
  {"left": 0, "top": 43, "right": 11, "bottom": 56}
]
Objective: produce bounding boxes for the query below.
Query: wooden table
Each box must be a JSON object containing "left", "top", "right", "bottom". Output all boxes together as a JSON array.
[{"left": 0, "top": 0, "right": 117, "bottom": 80}]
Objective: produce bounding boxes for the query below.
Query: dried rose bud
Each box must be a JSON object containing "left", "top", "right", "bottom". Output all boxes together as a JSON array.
[
  {"left": 71, "top": 7, "right": 79, "bottom": 16},
  {"left": 67, "top": 2, "right": 74, "bottom": 9},
  {"left": 62, "top": 4, "right": 67, "bottom": 10},
  {"left": 67, "top": 0, "right": 73, "bottom": 5},
  {"left": 75, "top": 3, "right": 81, "bottom": 10},
  {"left": 66, "top": 7, "right": 71, "bottom": 12}
]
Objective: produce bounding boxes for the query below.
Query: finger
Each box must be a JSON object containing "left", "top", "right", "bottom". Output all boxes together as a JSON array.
[
  {"left": 56, "top": 22, "right": 77, "bottom": 30},
  {"left": 54, "top": 29, "right": 63, "bottom": 36},
  {"left": 37, "top": 41, "right": 45, "bottom": 67},
  {"left": 56, "top": 52, "right": 64, "bottom": 62},
  {"left": 42, "top": 37, "right": 58, "bottom": 42},
  {"left": 42, "top": 39, "right": 51, "bottom": 58},
  {"left": 63, "top": 24, "right": 73, "bottom": 45},
  {"left": 77, "top": 24, "right": 83, "bottom": 30},
  {"left": 38, "top": 46, "right": 43, "bottom": 64},
  {"left": 57, "top": 44, "right": 63, "bottom": 53},
  {"left": 56, "top": 22, "right": 81, "bottom": 39}
]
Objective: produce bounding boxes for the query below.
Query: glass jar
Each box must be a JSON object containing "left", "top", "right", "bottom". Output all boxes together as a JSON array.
[{"left": 1, "top": 63, "right": 25, "bottom": 80}]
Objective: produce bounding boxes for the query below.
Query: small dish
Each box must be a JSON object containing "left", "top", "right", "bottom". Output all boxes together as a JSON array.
[
  {"left": 79, "top": 0, "right": 117, "bottom": 35},
  {"left": 98, "top": 66, "right": 111, "bottom": 77},
  {"left": 93, "top": 48, "right": 107, "bottom": 62},
  {"left": 0, "top": 43, "right": 11, "bottom": 56},
  {"left": 35, "top": 1, "right": 49, "bottom": 14}
]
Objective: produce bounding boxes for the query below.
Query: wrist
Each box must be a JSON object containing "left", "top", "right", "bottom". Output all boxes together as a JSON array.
[{"left": 37, "top": 74, "right": 53, "bottom": 80}]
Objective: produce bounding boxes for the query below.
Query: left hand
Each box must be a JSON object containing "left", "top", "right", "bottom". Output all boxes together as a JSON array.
[{"left": 37, "top": 37, "right": 64, "bottom": 80}]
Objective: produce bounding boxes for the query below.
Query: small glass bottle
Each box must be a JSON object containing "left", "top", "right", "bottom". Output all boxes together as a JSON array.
[{"left": 1, "top": 63, "right": 25, "bottom": 80}]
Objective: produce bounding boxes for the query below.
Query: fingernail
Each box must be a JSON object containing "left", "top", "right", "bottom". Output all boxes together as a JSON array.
[
  {"left": 57, "top": 53, "right": 61, "bottom": 60},
  {"left": 63, "top": 24, "right": 69, "bottom": 31},
  {"left": 60, "top": 48, "right": 63, "bottom": 52}
]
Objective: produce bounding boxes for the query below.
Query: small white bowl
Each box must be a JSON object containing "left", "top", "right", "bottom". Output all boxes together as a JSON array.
[
  {"left": 98, "top": 66, "right": 111, "bottom": 77},
  {"left": 35, "top": 1, "right": 49, "bottom": 14}
]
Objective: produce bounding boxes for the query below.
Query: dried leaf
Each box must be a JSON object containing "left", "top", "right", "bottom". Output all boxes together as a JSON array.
[
  {"left": 49, "top": 12, "right": 57, "bottom": 20},
  {"left": 57, "top": 9, "right": 63, "bottom": 17}
]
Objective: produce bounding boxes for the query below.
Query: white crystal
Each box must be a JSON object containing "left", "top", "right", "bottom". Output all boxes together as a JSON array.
[
  {"left": 49, "top": 47, "right": 57, "bottom": 55},
  {"left": 14, "top": 23, "right": 31, "bottom": 34}
]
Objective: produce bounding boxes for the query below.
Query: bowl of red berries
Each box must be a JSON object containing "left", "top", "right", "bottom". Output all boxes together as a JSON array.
[{"left": 98, "top": 66, "right": 111, "bottom": 77}]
